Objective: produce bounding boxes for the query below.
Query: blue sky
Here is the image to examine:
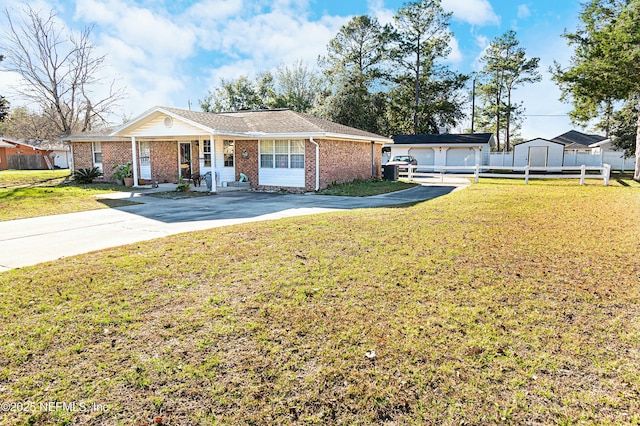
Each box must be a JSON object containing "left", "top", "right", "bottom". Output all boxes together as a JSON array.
[{"left": 0, "top": 0, "right": 587, "bottom": 139}]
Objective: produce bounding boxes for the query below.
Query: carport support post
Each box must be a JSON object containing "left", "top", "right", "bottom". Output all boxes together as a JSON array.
[
  {"left": 131, "top": 136, "right": 139, "bottom": 186},
  {"left": 209, "top": 134, "right": 217, "bottom": 193}
]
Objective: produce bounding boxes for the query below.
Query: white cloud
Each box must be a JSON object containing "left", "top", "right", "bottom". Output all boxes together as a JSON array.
[
  {"left": 517, "top": 4, "right": 531, "bottom": 19},
  {"left": 441, "top": 0, "right": 500, "bottom": 26},
  {"left": 68, "top": 0, "right": 203, "bottom": 115},
  {"left": 367, "top": 0, "right": 395, "bottom": 25},
  {"left": 185, "top": 0, "right": 244, "bottom": 21},
  {"left": 446, "top": 37, "right": 463, "bottom": 64},
  {"left": 75, "top": 0, "right": 197, "bottom": 60}
]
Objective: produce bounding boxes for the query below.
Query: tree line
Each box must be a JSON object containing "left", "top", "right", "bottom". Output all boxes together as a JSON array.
[
  {"left": 200, "top": 1, "right": 541, "bottom": 153},
  {"left": 0, "top": 0, "right": 638, "bottom": 179}
]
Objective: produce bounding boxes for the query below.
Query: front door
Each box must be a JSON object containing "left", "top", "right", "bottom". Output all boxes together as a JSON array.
[
  {"left": 139, "top": 141, "right": 151, "bottom": 179},
  {"left": 179, "top": 142, "right": 191, "bottom": 178}
]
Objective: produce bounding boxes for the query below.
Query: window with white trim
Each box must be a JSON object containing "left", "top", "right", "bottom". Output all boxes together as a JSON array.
[
  {"left": 203, "top": 140, "right": 212, "bottom": 167},
  {"left": 223, "top": 140, "right": 234, "bottom": 167},
  {"left": 260, "top": 139, "right": 304, "bottom": 169},
  {"left": 92, "top": 142, "right": 103, "bottom": 171}
]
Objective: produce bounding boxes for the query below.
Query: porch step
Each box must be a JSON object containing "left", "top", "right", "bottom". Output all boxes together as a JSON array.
[{"left": 224, "top": 181, "right": 250, "bottom": 188}]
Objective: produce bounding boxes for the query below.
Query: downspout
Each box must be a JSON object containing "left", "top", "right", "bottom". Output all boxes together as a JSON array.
[
  {"left": 309, "top": 137, "right": 319, "bottom": 191},
  {"left": 131, "top": 136, "right": 139, "bottom": 186},
  {"left": 371, "top": 141, "right": 375, "bottom": 178},
  {"left": 69, "top": 143, "right": 74, "bottom": 173},
  {"left": 209, "top": 134, "right": 217, "bottom": 193}
]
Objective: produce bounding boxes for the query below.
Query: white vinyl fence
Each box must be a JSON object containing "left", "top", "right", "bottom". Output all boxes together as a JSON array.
[
  {"left": 490, "top": 151, "right": 635, "bottom": 171},
  {"left": 400, "top": 164, "right": 612, "bottom": 186}
]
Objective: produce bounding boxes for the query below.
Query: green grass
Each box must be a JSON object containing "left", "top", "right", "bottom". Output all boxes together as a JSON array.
[
  {"left": 0, "top": 169, "right": 72, "bottom": 188},
  {"left": 0, "top": 181, "right": 638, "bottom": 425},
  {"left": 317, "top": 179, "right": 418, "bottom": 196},
  {"left": 0, "top": 170, "right": 138, "bottom": 221},
  {"left": 477, "top": 170, "right": 639, "bottom": 188}
]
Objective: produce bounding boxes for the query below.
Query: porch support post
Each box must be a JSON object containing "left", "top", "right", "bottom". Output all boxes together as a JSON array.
[
  {"left": 131, "top": 136, "right": 139, "bottom": 186},
  {"left": 210, "top": 134, "right": 217, "bottom": 193}
]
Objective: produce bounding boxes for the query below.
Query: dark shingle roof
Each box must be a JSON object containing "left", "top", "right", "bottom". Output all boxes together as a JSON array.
[
  {"left": 551, "top": 130, "right": 606, "bottom": 147},
  {"left": 162, "top": 107, "right": 250, "bottom": 133},
  {"left": 67, "top": 107, "right": 391, "bottom": 142},
  {"left": 393, "top": 133, "right": 494, "bottom": 145},
  {"left": 162, "top": 107, "right": 388, "bottom": 140}
]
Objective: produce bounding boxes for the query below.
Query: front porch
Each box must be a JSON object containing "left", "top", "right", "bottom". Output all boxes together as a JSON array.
[{"left": 134, "top": 181, "right": 251, "bottom": 194}]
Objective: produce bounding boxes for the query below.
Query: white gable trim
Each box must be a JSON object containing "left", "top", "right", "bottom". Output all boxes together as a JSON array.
[
  {"left": 520, "top": 138, "right": 566, "bottom": 147},
  {"left": 111, "top": 106, "right": 216, "bottom": 136}
]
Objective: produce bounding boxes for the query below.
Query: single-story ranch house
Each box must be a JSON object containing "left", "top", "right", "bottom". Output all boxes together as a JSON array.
[{"left": 64, "top": 106, "right": 390, "bottom": 192}]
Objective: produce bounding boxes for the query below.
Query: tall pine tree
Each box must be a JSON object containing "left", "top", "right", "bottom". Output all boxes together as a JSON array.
[
  {"left": 553, "top": 0, "right": 640, "bottom": 179},
  {"left": 476, "top": 30, "right": 540, "bottom": 152},
  {"left": 387, "top": 0, "right": 467, "bottom": 135}
]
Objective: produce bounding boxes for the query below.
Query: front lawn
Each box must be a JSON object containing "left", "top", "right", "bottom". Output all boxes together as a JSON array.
[
  {"left": 317, "top": 179, "right": 418, "bottom": 196},
  {"left": 0, "top": 170, "right": 138, "bottom": 221},
  {"left": 0, "top": 182, "right": 638, "bottom": 425}
]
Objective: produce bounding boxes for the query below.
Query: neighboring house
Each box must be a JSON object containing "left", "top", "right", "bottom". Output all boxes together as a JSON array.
[
  {"left": 21, "top": 139, "right": 71, "bottom": 168},
  {"left": 552, "top": 130, "right": 607, "bottom": 154},
  {"left": 589, "top": 138, "right": 616, "bottom": 154},
  {"left": 63, "top": 106, "right": 390, "bottom": 192},
  {"left": 513, "top": 138, "right": 565, "bottom": 168},
  {"left": 0, "top": 138, "right": 55, "bottom": 170},
  {"left": 390, "top": 133, "right": 495, "bottom": 170}
]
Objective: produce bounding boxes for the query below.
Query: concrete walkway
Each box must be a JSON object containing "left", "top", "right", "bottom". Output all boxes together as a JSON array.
[{"left": 0, "top": 182, "right": 467, "bottom": 271}]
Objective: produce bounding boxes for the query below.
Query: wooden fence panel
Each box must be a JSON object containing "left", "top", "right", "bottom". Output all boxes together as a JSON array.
[{"left": 7, "top": 154, "right": 44, "bottom": 170}]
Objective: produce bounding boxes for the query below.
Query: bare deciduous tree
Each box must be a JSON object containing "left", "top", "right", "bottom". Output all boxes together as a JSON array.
[{"left": 2, "top": 4, "right": 125, "bottom": 136}]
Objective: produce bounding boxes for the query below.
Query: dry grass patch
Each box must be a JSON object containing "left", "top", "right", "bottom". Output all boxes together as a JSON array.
[{"left": 0, "top": 183, "right": 638, "bottom": 425}]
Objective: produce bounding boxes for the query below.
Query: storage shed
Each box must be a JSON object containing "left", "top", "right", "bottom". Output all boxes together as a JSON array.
[{"left": 513, "top": 138, "right": 565, "bottom": 168}]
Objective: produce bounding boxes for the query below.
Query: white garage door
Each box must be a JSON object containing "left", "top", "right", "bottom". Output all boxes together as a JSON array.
[
  {"left": 409, "top": 148, "right": 435, "bottom": 167},
  {"left": 446, "top": 148, "right": 475, "bottom": 167}
]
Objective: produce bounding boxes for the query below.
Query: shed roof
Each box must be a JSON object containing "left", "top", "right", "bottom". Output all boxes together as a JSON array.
[
  {"left": 393, "top": 133, "right": 495, "bottom": 145},
  {"left": 515, "top": 138, "right": 565, "bottom": 147}
]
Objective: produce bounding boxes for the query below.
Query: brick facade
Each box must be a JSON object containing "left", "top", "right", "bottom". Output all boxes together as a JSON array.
[
  {"left": 317, "top": 139, "right": 382, "bottom": 190},
  {"left": 252, "top": 139, "right": 382, "bottom": 192},
  {"left": 235, "top": 140, "right": 259, "bottom": 189},
  {"left": 71, "top": 142, "right": 93, "bottom": 171},
  {"left": 72, "top": 138, "right": 383, "bottom": 190},
  {"left": 102, "top": 142, "right": 132, "bottom": 181},
  {"left": 150, "top": 141, "right": 179, "bottom": 183},
  {"left": 304, "top": 140, "right": 317, "bottom": 191}
]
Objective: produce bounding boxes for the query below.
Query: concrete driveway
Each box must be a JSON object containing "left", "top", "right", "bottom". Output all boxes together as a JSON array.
[{"left": 0, "top": 183, "right": 464, "bottom": 271}]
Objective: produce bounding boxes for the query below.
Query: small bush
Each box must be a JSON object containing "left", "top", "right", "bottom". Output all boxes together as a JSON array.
[{"left": 72, "top": 167, "right": 103, "bottom": 184}]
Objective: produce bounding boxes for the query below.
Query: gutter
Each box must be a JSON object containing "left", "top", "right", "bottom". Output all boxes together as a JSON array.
[{"left": 309, "top": 136, "right": 319, "bottom": 191}]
